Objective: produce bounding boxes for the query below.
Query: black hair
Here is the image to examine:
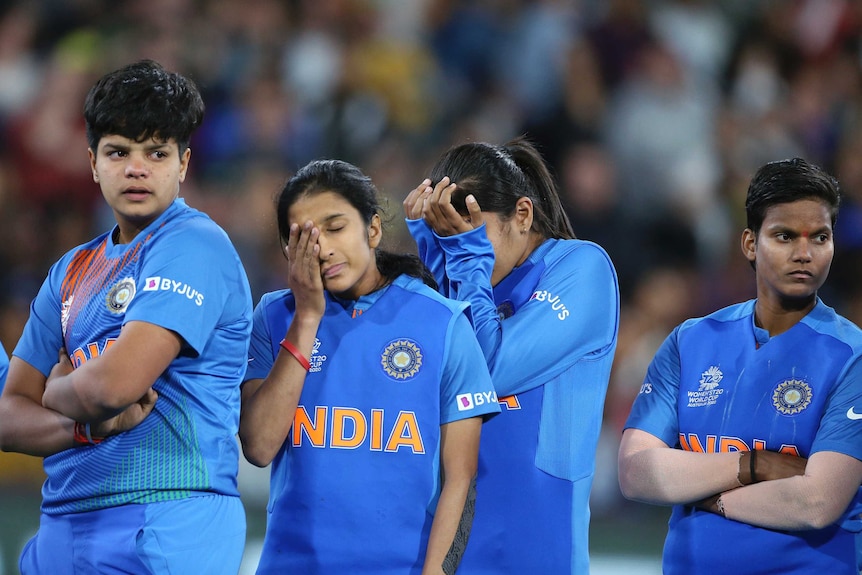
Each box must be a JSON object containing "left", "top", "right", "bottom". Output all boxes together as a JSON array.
[
  {"left": 276, "top": 159, "right": 437, "bottom": 290},
  {"left": 83, "top": 59, "right": 205, "bottom": 153},
  {"left": 745, "top": 157, "right": 841, "bottom": 234},
  {"left": 428, "top": 135, "right": 575, "bottom": 239}
]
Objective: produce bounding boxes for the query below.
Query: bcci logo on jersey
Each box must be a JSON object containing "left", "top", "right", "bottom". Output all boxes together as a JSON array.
[
  {"left": 688, "top": 365, "right": 725, "bottom": 408},
  {"left": 381, "top": 339, "right": 422, "bottom": 380},
  {"left": 772, "top": 379, "right": 812, "bottom": 415},
  {"left": 105, "top": 277, "right": 136, "bottom": 314}
]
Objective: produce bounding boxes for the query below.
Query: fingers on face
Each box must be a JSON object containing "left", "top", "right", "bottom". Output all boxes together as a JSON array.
[{"left": 287, "top": 221, "right": 320, "bottom": 260}]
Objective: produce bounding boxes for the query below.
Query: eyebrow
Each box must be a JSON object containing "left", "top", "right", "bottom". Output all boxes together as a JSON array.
[
  {"left": 100, "top": 141, "right": 172, "bottom": 152},
  {"left": 766, "top": 224, "right": 831, "bottom": 236},
  {"left": 319, "top": 213, "right": 348, "bottom": 224}
]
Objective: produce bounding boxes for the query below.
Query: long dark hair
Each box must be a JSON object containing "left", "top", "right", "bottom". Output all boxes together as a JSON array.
[
  {"left": 276, "top": 159, "right": 437, "bottom": 290},
  {"left": 428, "top": 135, "right": 575, "bottom": 239}
]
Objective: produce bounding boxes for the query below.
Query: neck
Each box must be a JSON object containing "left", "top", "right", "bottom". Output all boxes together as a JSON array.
[{"left": 754, "top": 296, "right": 816, "bottom": 337}]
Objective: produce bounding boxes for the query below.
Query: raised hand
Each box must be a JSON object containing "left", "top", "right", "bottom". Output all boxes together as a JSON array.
[
  {"left": 404, "top": 178, "right": 432, "bottom": 220},
  {"left": 286, "top": 220, "right": 326, "bottom": 320},
  {"left": 421, "top": 176, "right": 484, "bottom": 237}
]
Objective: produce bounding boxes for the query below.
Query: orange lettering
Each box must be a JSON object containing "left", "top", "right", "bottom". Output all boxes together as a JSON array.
[
  {"left": 369, "top": 409, "right": 384, "bottom": 451},
  {"left": 331, "top": 407, "right": 367, "bottom": 449},
  {"left": 292, "top": 406, "right": 327, "bottom": 447},
  {"left": 385, "top": 411, "right": 425, "bottom": 453},
  {"left": 498, "top": 395, "right": 521, "bottom": 410},
  {"left": 719, "top": 437, "right": 748, "bottom": 452}
]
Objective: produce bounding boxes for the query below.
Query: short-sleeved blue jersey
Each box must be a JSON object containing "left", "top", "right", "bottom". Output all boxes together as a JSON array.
[
  {"left": 13, "top": 199, "right": 253, "bottom": 514},
  {"left": 0, "top": 340, "right": 8, "bottom": 392},
  {"left": 407, "top": 220, "right": 620, "bottom": 575},
  {"left": 246, "top": 274, "right": 499, "bottom": 574},
  {"left": 625, "top": 298, "right": 862, "bottom": 574}
]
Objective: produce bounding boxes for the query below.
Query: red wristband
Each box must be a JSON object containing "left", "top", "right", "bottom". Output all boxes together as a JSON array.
[
  {"left": 280, "top": 339, "right": 311, "bottom": 371},
  {"left": 74, "top": 422, "right": 103, "bottom": 445}
]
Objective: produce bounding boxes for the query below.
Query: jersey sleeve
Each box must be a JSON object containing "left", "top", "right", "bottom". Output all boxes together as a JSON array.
[
  {"left": 124, "top": 219, "right": 238, "bottom": 356},
  {"left": 405, "top": 218, "right": 451, "bottom": 297},
  {"left": 439, "top": 310, "right": 500, "bottom": 425},
  {"left": 439, "top": 229, "right": 618, "bottom": 397},
  {"left": 623, "top": 327, "right": 683, "bottom": 447},
  {"left": 244, "top": 293, "right": 281, "bottom": 382},
  {"left": 12, "top": 257, "right": 69, "bottom": 376},
  {"left": 0, "top": 340, "right": 9, "bottom": 392},
  {"left": 811, "top": 354, "right": 862, "bottom": 461}
]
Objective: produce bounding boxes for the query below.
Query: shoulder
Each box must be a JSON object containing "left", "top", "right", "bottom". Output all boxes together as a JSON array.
[
  {"left": 52, "top": 232, "right": 111, "bottom": 271},
  {"left": 806, "top": 299, "right": 862, "bottom": 352},
  {"left": 391, "top": 275, "right": 469, "bottom": 315},
  {"left": 539, "top": 238, "right": 616, "bottom": 272},
  {"left": 675, "top": 300, "right": 754, "bottom": 337},
  {"left": 255, "top": 289, "right": 294, "bottom": 311},
  {"left": 161, "top": 204, "right": 231, "bottom": 243}
]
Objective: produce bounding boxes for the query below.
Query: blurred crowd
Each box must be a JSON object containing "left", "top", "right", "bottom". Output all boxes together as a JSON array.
[{"left": 2, "top": 0, "right": 862, "bottom": 514}]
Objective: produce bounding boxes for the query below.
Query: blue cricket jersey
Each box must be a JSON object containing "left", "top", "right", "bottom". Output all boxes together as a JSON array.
[
  {"left": 245, "top": 274, "right": 499, "bottom": 575},
  {"left": 625, "top": 298, "right": 862, "bottom": 574},
  {"left": 13, "top": 199, "right": 253, "bottom": 514},
  {"left": 0, "top": 340, "right": 8, "bottom": 392},
  {"left": 407, "top": 220, "right": 620, "bottom": 575}
]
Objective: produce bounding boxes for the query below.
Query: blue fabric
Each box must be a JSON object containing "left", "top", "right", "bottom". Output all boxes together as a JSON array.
[
  {"left": 0, "top": 340, "right": 8, "bottom": 393},
  {"left": 19, "top": 495, "right": 245, "bottom": 574},
  {"left": 247, "top": 274, "right": 499, "bottom": 574},
  {"left": 13, "top": 199, "right": 253, "bottom": 514},
  {"left": 407, "top": 218, "right": 620, "bottom": 575},
  {"left": 625, "top": 298, "right": 862, "bottom": 574}
]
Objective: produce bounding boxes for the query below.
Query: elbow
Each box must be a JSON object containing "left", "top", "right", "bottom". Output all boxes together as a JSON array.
[
  {"left": 617, "top": 456, "right": 660, "bottom": 504},
  {"left": 617, "top": 455, "right": 642, "bottom": 502},
  {"left": 798, "top": 497, "right": 844, "bottom": 530},
  {"left": 243, "top": 449, "right": 273, "bottom": 469},
  {"left": 238, "top": 433, "right": 276, "bottom": 468},
  {"left": 618, "top": 470, "right": 641, "bottom": 502}
]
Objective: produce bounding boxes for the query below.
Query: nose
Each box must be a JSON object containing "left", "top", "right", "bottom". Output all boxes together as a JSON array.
[
  {"left": 125, "top": 154, "right": 149, "bottom": 178},
  {"left": 792, "top": 238, "right": 812, "bottom": 262},
  {"left": 317, "top": 234, "right": 332, "bottom": 260}
]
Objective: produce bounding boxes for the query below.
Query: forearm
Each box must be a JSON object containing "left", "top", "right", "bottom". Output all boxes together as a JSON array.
[
  {"left": 239, "top": 317, "right": 319, "bottom": 467},
  {"left": 0, "top": 394, "right": 76, "bottom": 456},
  {"left": 42, "top": 369, "right": 121, "bottom": 422},
  {"left": 423, "top": 473, "right": 473, "bottom": 575},
  {"left": 711, "top": 452, "right": 862, "bottom": 530},
  {"left": 619, "top": 445, "right": 743, "bottom": 505},
  {"left": 406, "top": 218, "right": 449, "bottom": 295}
]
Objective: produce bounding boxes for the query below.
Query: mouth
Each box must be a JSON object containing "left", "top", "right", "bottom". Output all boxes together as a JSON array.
[
  {"left": 322, "top": 263, "right": 345, "bottom": 279},
  {"left": 787, "top": 270, "right": 814, "bottom": 281},
  {"left": 122, "top": 188, "right": 152, "bottom": 200}
]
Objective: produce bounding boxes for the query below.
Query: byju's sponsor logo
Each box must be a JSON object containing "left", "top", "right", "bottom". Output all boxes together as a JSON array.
[
  {"left": 456, "top": 391, "right": 498, "bottom": 411},
  {"left": 530, "top": 290, "right": 569, "bottom": 320},
  {"left": 143, "top": 276, "right": 205, "bottom": 306}
]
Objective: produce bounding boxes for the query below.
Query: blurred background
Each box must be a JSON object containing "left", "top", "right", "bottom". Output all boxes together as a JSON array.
[{"left": 2, "top": 0, "right": 862, "bottom": 572}]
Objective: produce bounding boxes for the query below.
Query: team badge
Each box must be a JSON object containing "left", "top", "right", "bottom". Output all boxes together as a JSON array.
[
  {"left": 381, "top": 339, "right": 422, "bottom": 380},
  {"left": 772, "top": 379, "right": 812, "bottom": 415},
  {"left": 105, "top": 277, "right": 136, "bottom": 314}
]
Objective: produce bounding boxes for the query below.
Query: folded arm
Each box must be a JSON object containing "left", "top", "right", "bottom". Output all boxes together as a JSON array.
[{"left": 41, "top": 320, "right": 178, "bottom": 422}]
